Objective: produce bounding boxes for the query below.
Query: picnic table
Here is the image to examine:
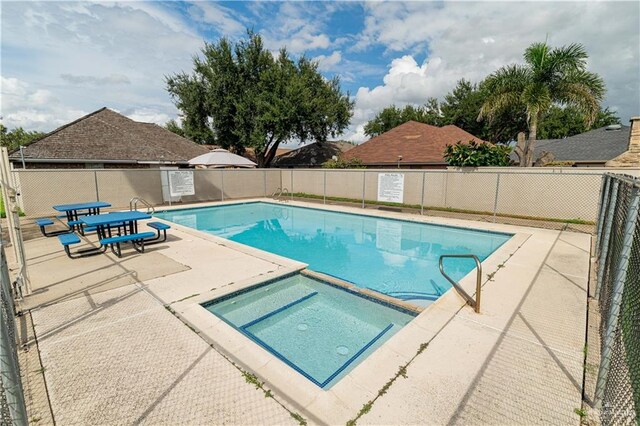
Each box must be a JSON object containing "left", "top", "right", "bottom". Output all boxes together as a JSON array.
[
  {"left": 57, "top": 210, "right": 170, "bottom": 259},
  {"left": 80, "top": 211, "right": 154, "bottom": 257},
  {"left": 53, "top": 201, "right": 112, "bottom": 222},
  {"left": 81, "top": 211, "right": 151, "bottom": 238}
]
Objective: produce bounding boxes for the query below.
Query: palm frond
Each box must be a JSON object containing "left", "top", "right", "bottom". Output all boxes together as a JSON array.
[
  {"left": 547, "top": 43, "right": 588, "bottom": 73},
  {"left": 524, "top": 42, "right": 550, "bottom": 71},
  {"left": 479, "top": 65, "right": 530, "bottom": 121},
  {"left": 554, "top": 71, "right": 605, "bottom": 125}
]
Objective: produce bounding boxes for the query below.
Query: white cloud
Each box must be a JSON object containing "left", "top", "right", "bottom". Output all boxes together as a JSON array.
[
  {"left": 187, "top": 2, "right": 246, "bottom": 37},
  {"left": 126, "top": 108, "right": 171, "bottom": 126},
  {"left": 343, "top": 1, "right": 639, "bottom": 143},
  {"left": 1, "top": 1, "right": 201, "bottom": 132},
  {"left": 1, "top": 76, "right": 87, "bottom": 130},
  {"left": 255, "top": 2, "right": 338, "bottom": 54},
  {"left": 60, "top": 73, "right": 131, "bottom": 86},
  {"left": 314, "top": 51, "right": 342, "bottom": 72}
]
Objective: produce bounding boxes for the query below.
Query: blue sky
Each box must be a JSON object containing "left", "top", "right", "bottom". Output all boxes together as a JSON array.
[{"left": 1, "top": 1, "right": 639, "bottom": 143}]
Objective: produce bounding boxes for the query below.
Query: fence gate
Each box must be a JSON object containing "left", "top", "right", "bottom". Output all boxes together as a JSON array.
[{"left": 593, "top": 173, "right": 640, "bottom": 425}]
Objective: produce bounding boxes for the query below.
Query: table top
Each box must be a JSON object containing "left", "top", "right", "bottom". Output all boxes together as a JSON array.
[
  {"left": 53, "top": 201, "right": 112, "bottom": 212},
  {"left": 80, "top": 211, "right": 151, "bottom": 226}
]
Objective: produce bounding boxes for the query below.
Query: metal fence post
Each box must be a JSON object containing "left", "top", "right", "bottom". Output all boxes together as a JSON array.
[
  {"left": 165, "top": 170, "right": 172, "bottom": 206},
  {"left": 361, "top": 171, "right": 366, "bottom": 209},
  {"left": 323, "top": 171, "right": 326, "bottom": 205},
  {"left": 221, "top": 170, "right": 225, "bottom": 201},
  {"left": 595, "top": 175, "right": 611, "bottom": 255},
  {"left": 420, "top": 172, "right": 426, "bottom": 215},
  {"left": 595, "top": 179, "right": 619, "bottom": 300},
  {"left": 594, "top": 184, "right": 640, "bottom": 410},
  {"left": 94, "top": 170, "right": 100, "bottom": 201},
  {"left": 492, "top": 173, "right": 501, "bottom": 223},
  {"left": 263, "top": 170, "right": 267, "bottom": 197}
]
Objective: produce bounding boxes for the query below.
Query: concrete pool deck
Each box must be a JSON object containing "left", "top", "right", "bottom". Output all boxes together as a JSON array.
[{"left": 14, "top": 198, "right": 590, "bottom": 425}]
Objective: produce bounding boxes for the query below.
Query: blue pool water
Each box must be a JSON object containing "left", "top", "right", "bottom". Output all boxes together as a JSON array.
[
  {"left": 156, "top": 202, "right": 512, "bottom": 305},
  {"left": 204, "top": 274, "right": 415, "bottom": 388}
]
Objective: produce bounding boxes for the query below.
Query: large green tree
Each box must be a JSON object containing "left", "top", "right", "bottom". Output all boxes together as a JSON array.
[
  {"left": 363, "top": 99, "right": 442, "bottom": 137},
  {"left": 0, "top": 124, "right": 45, "bottom": 151},
  {"left": 363, "top": 80, "right": 529, "bottom": 143},
  {"left": 537, "top": 105, "right": 620, "bottom": 139},
  {"left": 479, "top": 42, "right": 605, "bottom": 166},
  {"left": 166, "top": 32, "right": 353, "bottom": 167}
]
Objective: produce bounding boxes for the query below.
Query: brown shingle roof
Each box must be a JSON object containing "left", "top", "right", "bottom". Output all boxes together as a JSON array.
[
  {"left": 9, "top": 108, "right": 209, "bottom": 164},
  {"left": 342, "top": 121, "right": 486, "bottom": 165}
]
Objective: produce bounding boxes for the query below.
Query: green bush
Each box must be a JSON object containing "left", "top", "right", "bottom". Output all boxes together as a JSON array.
[
  {"left": 443, "top": 140, "right": 513, "bottom": 167},
  {"left": 322, "top": 157, "right": 366, "bottom": 169}
]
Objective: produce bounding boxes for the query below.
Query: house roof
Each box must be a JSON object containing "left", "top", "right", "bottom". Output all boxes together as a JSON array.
[
  {"left": 273, "top": 141, "right": 354, "bottom": 167},
  {"left": 342, "top": 121, "right": 485, "bottom": 165},
  {"left": 526, "top": 125, "right": 631, "bottom": 164},
  {"left": 9, "top": 108, "right": 209, "bottom": 164}
]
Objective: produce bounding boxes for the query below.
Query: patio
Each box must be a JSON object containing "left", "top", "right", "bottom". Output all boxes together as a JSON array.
[{"left": 13, "top": 200, "right": 591, "bottom": 425}]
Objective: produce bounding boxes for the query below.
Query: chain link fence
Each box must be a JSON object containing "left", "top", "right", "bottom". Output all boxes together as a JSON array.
[
  {"left": 0, "top": 243, "right": 28, "bottom": 426},
  {"left": 593, "top": 173, "right": 640, "bottom": 425}
]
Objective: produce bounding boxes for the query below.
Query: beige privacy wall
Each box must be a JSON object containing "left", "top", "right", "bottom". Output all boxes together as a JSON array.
[
  {"left": 12, "top": 167, "right": 640, "bottom": 221},
  {"left": 14, "top": 169, "right": 281, "bottom": 216}
]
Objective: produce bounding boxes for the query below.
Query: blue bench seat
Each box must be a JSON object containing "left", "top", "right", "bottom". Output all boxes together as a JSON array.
[
  {"left": 57, "top": 233, "right": 105, "bottom": 259},
  {"left": 146, "top": 222, "right": 171, "bottom": 244},
  {"left": 100, "top": 232, "right": 156, "bottom": 257},
  {"left": 36, "top": 218, "right": 72, "bottom": 237},
  {"left": 58, "top": 233, "right": 80, "bottom": 246}
]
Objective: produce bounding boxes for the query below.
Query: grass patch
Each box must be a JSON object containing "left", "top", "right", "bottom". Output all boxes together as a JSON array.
[
  {"left": 290, "top": 192, "right": 595, "bottom": 225},
  {"left": 0, "top": 194, "right": 25, "bottom": 218},
  {"left": 348, "top": 342, "right": 429, "bottom": 425}
]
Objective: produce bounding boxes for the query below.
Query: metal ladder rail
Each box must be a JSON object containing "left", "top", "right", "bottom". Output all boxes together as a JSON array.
[
  {"left": 270, "top": 187, "right": 289, "bottom": 202},
  {"left": 271, "top": 187, "right": 283, "bottom": 199},
  {"left": 129, "top": 197, "right": 155, "bottom": 214},
  {"left": 438, "top": 254, "right": 482, "bottom": 313},
  {"left": 280, "top": 188, "right": 289, "bottom": 203}
]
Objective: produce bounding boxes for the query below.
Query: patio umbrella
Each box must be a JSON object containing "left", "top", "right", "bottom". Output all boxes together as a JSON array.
[{"left": 188, "top": 149, "right": 257, "bottom": 168}]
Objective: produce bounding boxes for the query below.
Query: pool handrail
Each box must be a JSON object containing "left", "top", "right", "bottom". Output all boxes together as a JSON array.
[
  {"left": 271, "top": 187, "right": 289, "bottom": 202},
  {"left": 129, "top": 196, "right": 155, "bottom": 214},
  {"left": 438, "top": 254, "right": 482, "bottom": 313}
]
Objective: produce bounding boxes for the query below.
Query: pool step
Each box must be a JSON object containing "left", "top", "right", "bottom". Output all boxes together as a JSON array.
[{"left": 241, "top": 292, "right": 318, "bottom": 329}]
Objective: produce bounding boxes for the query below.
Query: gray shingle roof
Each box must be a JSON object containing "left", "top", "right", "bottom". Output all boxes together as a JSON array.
[
  {"left": 9, "top": 108, "right": 209, "bottom": 164},
  {"left": 530, "top": 125, "right": 630, "bottom": 163},
  {"left": 273, "top": 141, "right": 355, "bottom": 167}
]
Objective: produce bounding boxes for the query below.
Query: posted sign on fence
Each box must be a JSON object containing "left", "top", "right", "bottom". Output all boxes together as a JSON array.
[
  {"left": 169, "top": 170, "right": 195, "bottom": 196},
  {"left": 377, "top": 173, "right": 404, "bottom": 203}
]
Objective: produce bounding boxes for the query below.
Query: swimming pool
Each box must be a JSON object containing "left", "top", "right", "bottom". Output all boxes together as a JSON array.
[
  {"left": 156, "top": 202, "right": 512, "bottom": 306},
  {"left": 203, "top": 274, "right": 415, "bottom": 388}
]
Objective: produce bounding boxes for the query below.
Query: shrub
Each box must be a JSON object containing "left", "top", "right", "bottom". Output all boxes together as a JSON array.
[{"left": 443, "top": 140, "right": 512, "bottom": 167}]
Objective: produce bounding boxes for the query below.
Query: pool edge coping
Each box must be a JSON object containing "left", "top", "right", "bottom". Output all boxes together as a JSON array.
[{"left": 163, "top": 199, "right": 534, "bottom": 424}]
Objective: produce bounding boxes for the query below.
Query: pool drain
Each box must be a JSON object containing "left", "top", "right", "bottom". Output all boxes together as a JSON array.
[
  {"left": 297, "top": 323, "right": 308, "bottom": 331},
  {"left": 336, "top": 346, "right": 349, "bottom": 356}
]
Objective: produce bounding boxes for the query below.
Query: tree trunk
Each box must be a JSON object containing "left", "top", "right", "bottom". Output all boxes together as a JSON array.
[
  {"left": 263, "top": 141, "right": 280, "bottom": 167},
  {"left": 255, "top": 152, "right": 267, "bottom": 168},
  {"left": 523, "top": 115, "right": 538, "bottom": 167},
  {"left": 514, "top": 132, "right": 526, "bottom": 166}
]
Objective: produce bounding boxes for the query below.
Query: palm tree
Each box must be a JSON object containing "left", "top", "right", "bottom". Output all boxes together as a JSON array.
[{"left": 479, "top": 42, "right": 605, "bottom": 166}]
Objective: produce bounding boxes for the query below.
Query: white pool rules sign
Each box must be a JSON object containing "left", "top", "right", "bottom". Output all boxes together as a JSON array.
[
  {"left": 377, "top": 173, "right": 404, "bottom": 203},
  {"left": 169, "top": 170, "right": 195, "bottom": 196}
]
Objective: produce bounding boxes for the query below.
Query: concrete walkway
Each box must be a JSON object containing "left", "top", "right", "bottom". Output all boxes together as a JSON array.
[
  {"left": 24, "top": 218, "right": 301, "bottom": 425},
  {"left": 17, "top": 200, "right": 591, "bottom": 425},
  {"left": 360, "top": 229, "right": 590, "bottom": 425}
]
